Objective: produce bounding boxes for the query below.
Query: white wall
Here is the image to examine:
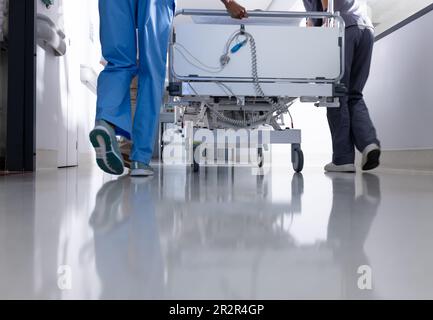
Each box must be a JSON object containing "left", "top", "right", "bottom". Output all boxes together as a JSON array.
[
  {"left": 64, "top": 0, "right": 102, "bottom": 157},
  {"left": 364, "top": 9, "right": 433, "bottom": 150},
  {"left": 36, "top": 0, "right": 101, "bottom": 167},
  {"left": 36, "top": 0, "right": 101, "bottom": 168},
  {"left": 36, "top": 1, "right": 63, "bottom": 154}
]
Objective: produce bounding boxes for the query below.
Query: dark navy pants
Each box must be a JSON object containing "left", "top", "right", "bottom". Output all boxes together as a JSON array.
[{"left": 327, "top": 26, "right": 380, "bottom": 165}]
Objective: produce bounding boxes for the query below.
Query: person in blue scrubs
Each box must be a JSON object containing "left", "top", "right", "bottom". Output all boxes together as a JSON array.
[
  {"left": 89, "top": 0, "right": 248, "bottom": 177},
  {"left": 303, "top": 0, "right": 381, "bottom": 173}
]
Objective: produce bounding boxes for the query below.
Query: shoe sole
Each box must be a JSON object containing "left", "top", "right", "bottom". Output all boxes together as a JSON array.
[
  {"left": 130, "top": 169, "right": 154, "bottom": 177},
  {"left": 363, "top": 149, "right": 381, "bottom": 171},
  {"left": 324, "top": 164, "right": 356, "bottom": 173},
  {"left": 325, "top": 169, "right": 356, "bottom": 173},
  {"left": 89, "top": 127, "right": 124, "bottom": 175}
]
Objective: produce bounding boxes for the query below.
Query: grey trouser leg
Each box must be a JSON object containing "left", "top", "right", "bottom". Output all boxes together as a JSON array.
[{"left": 327, "top": 26, "right": 380, "bottom": 165}]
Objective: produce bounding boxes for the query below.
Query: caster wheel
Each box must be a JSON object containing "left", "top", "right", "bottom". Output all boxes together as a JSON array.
[
  {"left": 292, "top": 148, "right": 304, "bottom": 173},
  {"left": 257, "top": 148, "right": 264, "bottom": 168}
]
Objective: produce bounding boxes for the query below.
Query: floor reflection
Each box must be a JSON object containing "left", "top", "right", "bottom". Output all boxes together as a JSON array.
[
  {"left": 88, "top": 168, "right": 380, "bottom": 299},
  {"left": 90, "top": 177, "right": 164, "bottom": 299},
  {"left": 4, "top": 164, "right": 433, "bottom": 299},
  {"left": 326, "top": 173, "right": 381, "bottom": 299}
]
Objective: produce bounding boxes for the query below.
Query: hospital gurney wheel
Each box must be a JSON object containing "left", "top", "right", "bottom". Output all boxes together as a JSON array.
[{"left": 292, "top": 145, "right": 304, "bottom": 173}]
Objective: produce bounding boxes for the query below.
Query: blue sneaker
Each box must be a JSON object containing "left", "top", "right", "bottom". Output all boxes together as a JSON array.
[
  {"left": 130, "top": 161, "right": 154, "bottom": 177},
  {"left": 89, "top": 120, "right": 124, "bottom": 175}
]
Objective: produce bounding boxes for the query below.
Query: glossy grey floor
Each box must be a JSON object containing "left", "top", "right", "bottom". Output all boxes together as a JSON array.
[{"left": 1, "top": 164, "right": 433, "bottom": 300}]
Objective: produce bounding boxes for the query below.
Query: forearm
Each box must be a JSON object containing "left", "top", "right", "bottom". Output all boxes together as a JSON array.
[{"left": 220, "top": 0, "right": 248, "bottom": 19}]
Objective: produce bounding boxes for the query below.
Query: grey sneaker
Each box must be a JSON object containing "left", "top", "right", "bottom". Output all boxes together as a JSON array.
[
  {"left": 130, "top": 161, "right": 154, "bottom": 177},
  {"left": 324, "top": 162, "right": 356, "bottom": 173},
  {"left": 89, "top": 120, "right": 124, "bottom": 175},
  {"left": 362, "top": 143, "right": 381, "bottom": 171}
]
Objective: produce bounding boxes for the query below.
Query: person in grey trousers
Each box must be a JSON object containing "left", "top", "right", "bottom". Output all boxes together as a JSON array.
[{"left": 303, "top": 0, "right": 381, "bottom": 172}]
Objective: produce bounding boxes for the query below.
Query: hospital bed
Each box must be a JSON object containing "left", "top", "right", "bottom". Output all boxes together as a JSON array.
[{"left": 165, "top": 5, "right": 345, "bottom": 173}]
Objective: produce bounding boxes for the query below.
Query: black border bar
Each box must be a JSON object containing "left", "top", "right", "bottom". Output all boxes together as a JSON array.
[
  {"left": 6, "top": 0, "right": 36, "bottom": 172},
  {"left": 0, "top": 300, "right": 431, "bottom": 318}
]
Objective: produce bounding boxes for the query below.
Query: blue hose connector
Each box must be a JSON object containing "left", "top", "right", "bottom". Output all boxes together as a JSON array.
[{"left": 231, "top": 40, "right": 248, "bottom": 54}]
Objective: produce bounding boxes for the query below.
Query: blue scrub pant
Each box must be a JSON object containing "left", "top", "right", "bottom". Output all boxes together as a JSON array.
[
  {"left": 327, "top": 26, "right": 380, "bottom": 165},
  {"left": 96, "top": 0, "right": 175, "bottom": 164}
]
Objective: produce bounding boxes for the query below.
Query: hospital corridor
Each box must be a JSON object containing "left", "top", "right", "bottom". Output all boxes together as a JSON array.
[{"left": 1, "top": 0, "right": 433, "bottom": 303}]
